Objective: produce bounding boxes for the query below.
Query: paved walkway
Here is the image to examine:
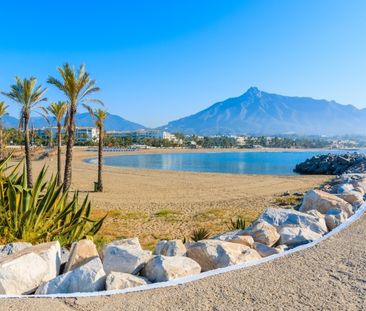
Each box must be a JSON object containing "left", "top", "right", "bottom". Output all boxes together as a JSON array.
[{"left": 3, "top": 213, "right": 366, "bottom": 311}]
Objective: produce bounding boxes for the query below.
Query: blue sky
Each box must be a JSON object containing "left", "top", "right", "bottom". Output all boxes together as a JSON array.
[{"left": 0, "top": 0, "right": 365, "bottom": 127}]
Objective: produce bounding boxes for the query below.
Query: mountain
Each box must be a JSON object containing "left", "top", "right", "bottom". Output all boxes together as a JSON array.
[
  {"left": 160, "top": 87, "right": 366, "bottom": 136},
  {"left": 3, "top": 115, "right": 20, "bottom": 128},
  {"left": 23, "top": 112, "right": 145, "bottom": 131}
]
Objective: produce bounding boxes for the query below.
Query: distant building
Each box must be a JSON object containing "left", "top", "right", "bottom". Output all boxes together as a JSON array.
[
  {"left": 235, "top": 136, "right": 247, "bottom": 146},
  {"left": 106, "top": 129, "right": 179, "bottom": 142},
  {"left": 34, "top": 126, "right": 98, "bottom": 143},
  {"left": 75, "top": 127, "right": 98, "bottom": 143}
]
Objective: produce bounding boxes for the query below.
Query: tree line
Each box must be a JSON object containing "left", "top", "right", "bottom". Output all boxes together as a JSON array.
[{"left": 0, "top": 64, "right": 107, "bottom": 192}]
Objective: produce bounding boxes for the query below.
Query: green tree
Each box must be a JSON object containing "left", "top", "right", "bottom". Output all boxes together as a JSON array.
[
  {"left": 48, "top": 64, "right": 102, "bottom": 191},
  {"left": 86, "top": 108, "right": 107, "bottom": 192},
  {"left": 2, "top": 77, "right": 47, "bottom": 187},
  {"left": 0, "top": 102, "right": 8, "bottom": 160},
  {"left": 44, "top": 102, "right": 68, "bottom": 186}
]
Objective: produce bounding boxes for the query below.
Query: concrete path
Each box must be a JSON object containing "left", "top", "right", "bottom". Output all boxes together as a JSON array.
[{"left": 3, "top": 213, "right": 366, "bottom": 311}]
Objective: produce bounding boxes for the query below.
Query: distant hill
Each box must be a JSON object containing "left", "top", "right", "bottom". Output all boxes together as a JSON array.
[
  {"left": 3, "top": 115, "right": 19, "bottom": 128},
  {"left": 3, "top": 112, "right": 145, "bottom": 131},
  {"left": 160, "top": 87, "right": 366, "bottom": 136}
]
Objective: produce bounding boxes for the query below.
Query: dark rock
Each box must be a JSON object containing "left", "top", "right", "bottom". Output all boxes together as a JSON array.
[{"left": 294, "top": 153, "right": 366, "bottom": 175}]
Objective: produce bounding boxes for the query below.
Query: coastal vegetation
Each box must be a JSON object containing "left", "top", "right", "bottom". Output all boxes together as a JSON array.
[
  {"left": 43, "top": 101, "right": 68, "bottom": 185},
  {"left": 0, "top": 156, "right": 105, "bottom": 246},
  {"left": 0, "top": 101, "right": 8, "bottom": 160},
  {"left": 228, "top": 216, "right": 250, "bottom": 230},
  {"left": 1, "top": 77, "right": 47, "bottom": 187},
  {"left": 47, "top": 63, "right": 102, "bottom": 191},
  {"left": 190, "top": 228, "right": 211, "bottom": 242},
  {"left": 86, "top": 108, "right": 107, "bottom": 192}
]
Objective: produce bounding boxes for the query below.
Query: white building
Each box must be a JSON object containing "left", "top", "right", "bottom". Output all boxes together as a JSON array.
[
  {"left": 107, "top": 129, "right": 178, "bottom": 142},
  {"left": 75, "top": 127, "right": 98, "bottom": 143},
  {"left": 34, "top": 126, "right": 98, "bottom": 144}
]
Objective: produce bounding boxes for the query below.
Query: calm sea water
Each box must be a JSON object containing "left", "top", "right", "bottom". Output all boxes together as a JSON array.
[{"left": 89, "top": 149, "right": 365, "bottom": 176}]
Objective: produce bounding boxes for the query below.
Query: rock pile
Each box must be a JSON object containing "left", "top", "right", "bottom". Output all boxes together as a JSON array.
[
  {"left": 294, "top": 153, "right": 366, "bottom": 175},
  {"left": 0, "top": 174, "right": 365, "bottom": 296}
]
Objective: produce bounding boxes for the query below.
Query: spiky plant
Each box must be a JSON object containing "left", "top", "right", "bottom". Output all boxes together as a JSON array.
[
  {"left": 0, "top": 156, "right": 106, "bottom": 246},
  {"left": 228, "top": 217, "right": 249, "bottom": 230},
  {"left": 0, "top": 102, "right": 9, "bottom": 160},
  {"left": 48, "top": 64, "right": 102, "bottom": 191},
  {"left": 190, "top": 228, "right": 211, "bottom": 242},
  {"left": 1, "top": 77, "right": 47, "bottom": 187}
]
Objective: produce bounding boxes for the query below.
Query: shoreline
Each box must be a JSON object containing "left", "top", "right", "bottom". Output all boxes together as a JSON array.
[
  {"left": 81, "top": 147, "right": 351, "bottom": 177},
  {"left": 12, "top": 148, "right": 330, "bottom": 249}
]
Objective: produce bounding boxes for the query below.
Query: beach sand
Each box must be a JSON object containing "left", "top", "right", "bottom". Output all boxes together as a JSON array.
[{"left": 20, "top": 147, "right": 330, "bottom": 249}]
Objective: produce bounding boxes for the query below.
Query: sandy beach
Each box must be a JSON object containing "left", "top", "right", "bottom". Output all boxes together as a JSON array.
[
  {"left": 3, "top": 197, "right": 366, "bottom": 310},
  {"left": 18, "top": 147, "right": 330, "bottom": 249}
]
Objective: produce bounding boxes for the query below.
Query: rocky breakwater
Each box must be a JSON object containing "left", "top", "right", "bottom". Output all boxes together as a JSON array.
[
  {"left": 0, "top": 174, "right": 365, "bottom": 296},
  {"left": 294, "top": 153, "right": 366, "bottom": 175}
]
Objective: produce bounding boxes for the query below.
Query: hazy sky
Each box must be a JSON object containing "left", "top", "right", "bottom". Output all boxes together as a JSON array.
[{"left": 0, "top": 0, "right": 365, "bottom": 127}]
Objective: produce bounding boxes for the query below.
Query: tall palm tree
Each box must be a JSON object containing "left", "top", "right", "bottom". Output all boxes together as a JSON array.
[
  {"left": 43, "top": 102, "right": 68, "bottom": 185},
  {"left": 2, "top": 77, "right": 47, "bottom": 187},
  {"left": 0, "top": 102, "right": 9, "bottom": 160},
  {"left": 38, "top": 111, "right": 52, "bottom": 148},
  {"left": 86, "top": 108, "right": 107, "bottom": 192},
  {"left": 48, "top": 64, "right": 102, "bottom": 191}
]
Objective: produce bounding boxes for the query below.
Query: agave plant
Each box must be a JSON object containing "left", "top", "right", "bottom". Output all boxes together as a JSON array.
[
  {"left": 190, "top": 228, "right": 211, "bottom": 242},
  {"left": 228, "top": 216, "right": 250, "bottom": 230},
  {"left": 0, "top": 156, "right": 106, "bottom": 246}
]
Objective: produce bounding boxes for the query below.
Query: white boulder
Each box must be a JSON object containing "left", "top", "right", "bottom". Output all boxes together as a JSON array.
[
  {"left": 254, "top": 243, "right": 279, "bottom": 257},
  {"left": 299, "top": 189, "right": 353, "bottom": 217},
  {"left": 337, "top": 183, "right": 354, "bottom": 193},
  {"left": 228, "top": 236, "right": 255, "bottom": 248},
  {"left": 154, "top": 240, "right": 186, "bottom": 256},
  {"left": 36, "top": 257, "right": 106, "bottom": 294},
  {"left": 325, "top": 208, "right": 348, "bottom": 231},
  {"left": 186, "top": 240, "right": 261, "bottom": 272},
  {"left": 102, "top": 237, "right": 142, "bottom": 259},
  {"left": 106, "top": 272, "right": 148, "bottom": 290},
  {"left": 142, "top": 255, "right": 201, "bottom": 282},
  {"left": 242, "top": 220, "right": 280, "bottom": 246},
  {"left": 278, "top": 226, "right": 323, "bottom": 247},
  {"left": 211, "top": 230, "right": 254, "bottom": 247},
  {"left": 64, "top": 239, "right": 99, "bottom": 272},
  {"left": 336, "top": 191, "right": 364, "bottom": 205},
  {"left": 103, "top": 238, "right": 152, "bottom": 275},
  {"left": 259, "top": 207, "right": 328, "bottom": 235},
  {"left": 0, "top": 242, "right": 32, "bottom": 257},
  {"left": 0, "top": 241, "right": 61, "bottom": 295}
]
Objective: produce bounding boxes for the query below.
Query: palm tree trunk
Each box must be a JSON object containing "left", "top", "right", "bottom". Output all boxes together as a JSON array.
[
  {"left": 57, "top": 122, "right": 62, "bottom": 186},
  {"left": 49, "top": 126, "right": 53, "bottom": 149},
  {"left": 63, "top": 106, "right": 75, "bottom": 192},
  {"left": 0, "top": 118, "right": 3, "bottom": 160},
  {"left": 24, "top": 116, "right": 33, "bottom": 188},
  {"left": 97, "top": 124, "right": 103, "bottom": 192}
]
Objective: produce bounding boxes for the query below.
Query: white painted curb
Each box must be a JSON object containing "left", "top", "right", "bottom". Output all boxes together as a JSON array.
[{"left": 2, "top": 202, "right": 365, "bottom": 299}]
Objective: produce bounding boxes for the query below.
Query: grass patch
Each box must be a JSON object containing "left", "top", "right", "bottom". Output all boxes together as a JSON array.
[
  {"left": 274, "top": 195, "right": 302, "bottom": 207},
  {"left": 119, "top": 211, "right": 148, "bottom": 220},
  {"left": 154, "top": 208, "right": 179, "bottom": 218},
  {"left": 194, "top": 208, "right": 227, "bottom": 220}
]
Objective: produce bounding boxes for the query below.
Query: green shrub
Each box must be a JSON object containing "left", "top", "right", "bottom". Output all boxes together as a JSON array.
[
  {"left": 0, "top": 156, "right": 106, "bottom": 246},
  {"left": 228, "top": 217, "right": 249, "bottom": 230},
  {"left": 190, "top": 228, "right": 210, "bottom": 242}
]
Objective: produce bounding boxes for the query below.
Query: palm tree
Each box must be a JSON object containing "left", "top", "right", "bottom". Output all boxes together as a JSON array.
[
  {"left": 38, "top": 111, "right": 52, "bottom": 148},
  {"left": 86, "top": 108, "right": 107, "bottom": 192},
  {"left": 48, "top": 64, "right": 102, "bottom": 191},
  {"left": 0, "top": 102, "right": 9, "bottom": 160},
  {"left": 43, "top": 102, "right": 68, "bottom": 185},
  {"left": 2, "top": 77, "right": 47, "bottom": 187}
]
